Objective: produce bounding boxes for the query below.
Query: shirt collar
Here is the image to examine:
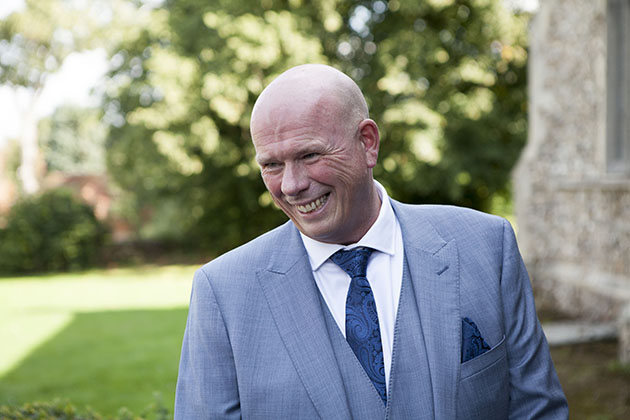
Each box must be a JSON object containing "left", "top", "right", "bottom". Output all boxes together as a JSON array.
[{"left": 300, "top": 180, "right": 397, "bottom": 271}]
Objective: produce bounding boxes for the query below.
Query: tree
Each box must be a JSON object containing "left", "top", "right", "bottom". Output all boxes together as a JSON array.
[
  {"left": 104, "top": 0, "right": 528, "bottom": 253},
  {"left": 38, "top": 105, "right": 107, "bottom": 175},
  {"left": 104, "top": 0, "right": 332, "bottom": 249},
  {"left": 0, "top": 0, "right": 119, "bottom": 194},
  {"left": 335, "top": 0, "right": 528, "bottom": 210}
]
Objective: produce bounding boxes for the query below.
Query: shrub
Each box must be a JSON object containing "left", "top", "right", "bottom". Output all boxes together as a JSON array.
[
  {"left": 0, "top": 188, "right": 108, "bottom": 274},
  {"left": 0, "top": 399, "right": 170, "bottom": 420},
  {"left": 0, "top": 400, "right": 106, "bottom": 420}
]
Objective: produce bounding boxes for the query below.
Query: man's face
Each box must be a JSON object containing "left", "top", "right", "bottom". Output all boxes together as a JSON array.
[{"left": 252, "top": 107, "right": 378, "bottom": 245}]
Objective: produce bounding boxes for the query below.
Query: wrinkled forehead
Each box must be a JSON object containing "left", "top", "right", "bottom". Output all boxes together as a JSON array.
[{"left": 251, "top": 90, "right": 340, "bottom": 140}]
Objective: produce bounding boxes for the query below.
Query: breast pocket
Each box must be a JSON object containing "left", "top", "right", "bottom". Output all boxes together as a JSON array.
[
  {"left": 461, "top": 334, "right": 506, "bottom": 379},
  {"left": 458, "top": 335, "right": 509, "bottom": 420}
]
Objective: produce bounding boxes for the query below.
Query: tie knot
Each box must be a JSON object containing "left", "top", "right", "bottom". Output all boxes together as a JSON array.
[{"left": 330, "top": 247, "right": 373, "bottom": 278}]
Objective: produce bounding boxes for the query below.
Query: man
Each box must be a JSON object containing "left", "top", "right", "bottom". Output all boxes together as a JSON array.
[{"left": 175, "top": 64, "right": 568, "bottom": 419}]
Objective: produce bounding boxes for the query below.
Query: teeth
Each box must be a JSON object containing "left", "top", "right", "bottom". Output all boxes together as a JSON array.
[{"left": 297, "top": 194, "right": 328, "bottom": 213}]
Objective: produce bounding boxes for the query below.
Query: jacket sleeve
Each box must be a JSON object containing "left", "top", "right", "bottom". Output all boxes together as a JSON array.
[
  {"left": 500, "top": 219, "right": 569, "bottom": 419},
  {"left": 174, "top": 268, "right": 241, "bottom": 419}
]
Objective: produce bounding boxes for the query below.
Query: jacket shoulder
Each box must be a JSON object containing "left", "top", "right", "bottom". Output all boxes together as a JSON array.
[{"left": 393, "top": 202, "right": 507, "bottom": 238}]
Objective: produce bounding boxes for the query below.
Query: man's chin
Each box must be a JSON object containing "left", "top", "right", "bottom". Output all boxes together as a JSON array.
[
  {"left": 295, "top": 224, "right": 326, "bottom": 241},
  {"left": 294, "top": 220, "right": 336, "bottom": 243}
]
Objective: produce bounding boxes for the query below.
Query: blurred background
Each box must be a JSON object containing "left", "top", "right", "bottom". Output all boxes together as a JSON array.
[{"left": 0, "top": 0, "right": 628, "bottom": 418}]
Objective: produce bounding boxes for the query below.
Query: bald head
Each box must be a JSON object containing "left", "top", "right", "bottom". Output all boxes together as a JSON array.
[
  {"left": 249, "top": 64, "right": 382, "bottom": 244},
  {"left": 250, "top": 64, "right": 369, "bottom": 140}
]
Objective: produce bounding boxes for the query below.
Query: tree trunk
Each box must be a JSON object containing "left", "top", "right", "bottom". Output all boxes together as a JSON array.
[{"left": 16, "top": 89, "right": 44, "bottom": 195}]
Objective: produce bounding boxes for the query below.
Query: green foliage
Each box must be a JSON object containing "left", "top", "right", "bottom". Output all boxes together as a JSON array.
[
  {"left": 38, "top": 106, "right": 108, "bottom": 175},
  {"left": 103, "top": 0, "right": 529, "bottom": 252},
  {"left": 0, "top": 0, "right": 125, "bottom": 195},
  {"left": 0, "top": 138, "right": 22, "bottom": 183},
  {"left": 0, "top": 399, "right": 170, "bottom": 420},
  {"left": 0, "top": 189, "right": 108, "bottom": 274},
  {"left": 0, "top": 0, "right": 107, "bottom": 89},
  {"left": 339, "top": 0, "right": 529, "bottom": 209}
]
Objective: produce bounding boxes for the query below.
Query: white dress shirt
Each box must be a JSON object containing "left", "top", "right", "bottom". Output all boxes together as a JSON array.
[{"left": 300, "top": 180, "right": 404, "bottom": 391}]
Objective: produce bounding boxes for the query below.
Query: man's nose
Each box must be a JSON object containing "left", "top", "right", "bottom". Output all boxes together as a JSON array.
[{"left": 281, "top": 163, "right": 309, "bottom": 196}]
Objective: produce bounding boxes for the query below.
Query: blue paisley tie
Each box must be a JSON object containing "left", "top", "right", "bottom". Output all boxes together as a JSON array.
[{"left": 330, "top": 247, "right": 387, "bottom": 405}]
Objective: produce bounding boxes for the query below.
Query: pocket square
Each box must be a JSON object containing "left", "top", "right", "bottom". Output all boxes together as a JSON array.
[{"left": 461, "top": 317, "right": 491, "bottom": 363}]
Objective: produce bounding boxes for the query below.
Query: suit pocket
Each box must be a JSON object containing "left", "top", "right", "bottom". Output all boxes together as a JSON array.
[
  {"left": 460, "top": 334, "right": 506, "bottom": 379},
  {"left": 458, "top": 335, "right": 509, "bottom": 420}
]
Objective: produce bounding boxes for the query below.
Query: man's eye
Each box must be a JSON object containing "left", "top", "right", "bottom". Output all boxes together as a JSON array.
[
  {"left": 302, "top": 153, "right": 319, "bottom": 160},
  {"left": 263, "top": 162, "right": 281, "bottom": 170}
]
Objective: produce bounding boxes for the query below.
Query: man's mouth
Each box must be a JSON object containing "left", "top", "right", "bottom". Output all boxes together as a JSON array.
[{"left": 296, "top": 193, "right": 330, "bottom": 214}]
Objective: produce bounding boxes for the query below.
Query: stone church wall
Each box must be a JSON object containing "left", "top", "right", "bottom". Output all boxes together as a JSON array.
[{"left": 514, "top": 0, "right": 630, "bottom": 321}]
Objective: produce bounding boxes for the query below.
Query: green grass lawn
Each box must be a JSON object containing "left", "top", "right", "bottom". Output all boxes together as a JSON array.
[{"left": 0, "top": 265, "right": 197, "bottom": 417}]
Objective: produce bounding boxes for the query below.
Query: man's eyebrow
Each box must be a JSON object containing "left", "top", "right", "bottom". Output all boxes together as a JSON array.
[
  {"left": 255, "top": 142, "right": 323, "bottom": 164},
  {"left": 255, "top": 154, "right": 269, "bottom": 164},
  {"left": 255, "top": 153, "right": 281, "bottom": 165}
]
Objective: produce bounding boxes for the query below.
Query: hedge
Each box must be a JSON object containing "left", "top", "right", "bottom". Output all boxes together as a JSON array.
[
  {"left": 0, "top": 400, "right": 170, "bottom": 420},
  {"left": 0, "top": 188, "right": 108, "bottom": 274}
]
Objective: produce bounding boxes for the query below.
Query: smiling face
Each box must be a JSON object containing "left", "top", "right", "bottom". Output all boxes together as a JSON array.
[{"left": 251, "top": 65, "right": 381, "bottom": 245}]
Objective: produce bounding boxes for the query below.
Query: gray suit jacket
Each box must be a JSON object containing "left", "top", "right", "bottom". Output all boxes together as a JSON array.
[{"left": 175, "top": 201, "right": 568, "bottom": 419}]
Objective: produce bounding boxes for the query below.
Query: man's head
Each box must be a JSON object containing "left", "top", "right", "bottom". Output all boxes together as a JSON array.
[{"left": 250, "top": 64, "right": 381, "bottom": 245}]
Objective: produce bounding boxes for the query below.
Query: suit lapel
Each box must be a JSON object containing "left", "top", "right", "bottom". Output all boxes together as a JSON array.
[
  {"left": 392, "top": 201, "right": 460, "bottom": 420},
  {"left": 257, "top": 223, "right": 352, "bottom": 420}
]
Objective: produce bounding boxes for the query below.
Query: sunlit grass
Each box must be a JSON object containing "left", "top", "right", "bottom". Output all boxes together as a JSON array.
[
  {"left": 0, "top": 265, "right": 196, "bottom": 312},
  {"left": 0, "top": 264, "right": 197, "bottom": 415},
  {"left": 1, "top": 309, "right": 188, "bottom": 416}
]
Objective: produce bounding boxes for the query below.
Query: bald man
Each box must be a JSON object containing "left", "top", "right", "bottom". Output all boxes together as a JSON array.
[{"left": 174, "top": 65, "right": 568, "bottom": 419}]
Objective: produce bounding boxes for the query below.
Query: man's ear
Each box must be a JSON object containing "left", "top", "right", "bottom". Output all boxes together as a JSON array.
[{"left": 358, "top": 119, "right": 380, "bottom": 168}]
